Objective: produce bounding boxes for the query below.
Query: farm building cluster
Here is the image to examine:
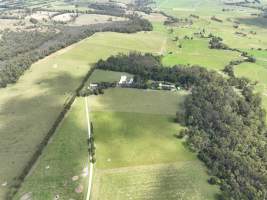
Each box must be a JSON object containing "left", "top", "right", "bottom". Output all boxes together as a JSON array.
[{"left": 87, "top": 75, "right": 181, "bottom": 93}]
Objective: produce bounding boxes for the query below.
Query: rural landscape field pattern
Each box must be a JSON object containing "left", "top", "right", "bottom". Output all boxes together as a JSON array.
[{"left": 0, "top": 0, "right": 267, "bottom": 200}]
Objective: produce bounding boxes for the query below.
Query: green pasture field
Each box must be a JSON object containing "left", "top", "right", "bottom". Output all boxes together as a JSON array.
[
  {"left": 154, "top": 0, "right": 267, "bottom": 51},
  {"left": 89, "top": 88, "right": 220, "bottom": 200},
  {"left": 2, "top": 0, "right": 267, "bottom": 199},
  {"left": 88, "top": 88, "right": 188, "bottom": 115},
  {"left": 92, "top": 112, "right": 189, "bottom": 169},
  {"left": 14, "top": 98, "right": 88, "bottom": 200},
  {"left": 152, "top": 22, "right": 242, "bottom": 70},
  {"left": 0, "top": 31, "right": 165, "bottom": 199},
  {"left": 153, "top": 0, "right": 267, "bottom": 117},
  {"left": 162, "top": 38, "right": 241, "bottom": 69}
]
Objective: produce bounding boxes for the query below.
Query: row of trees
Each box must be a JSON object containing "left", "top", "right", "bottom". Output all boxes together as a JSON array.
[
  {"left": 95, "top": 52, "right": 267, "bottom": 200},
  {"left": 0, "top": 16, "right": 152, "bottom": 88}
]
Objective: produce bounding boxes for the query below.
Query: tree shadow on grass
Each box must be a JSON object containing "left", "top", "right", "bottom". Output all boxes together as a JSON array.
[{"left": 236, "top": 16, "right": 267, "bottom": 29}]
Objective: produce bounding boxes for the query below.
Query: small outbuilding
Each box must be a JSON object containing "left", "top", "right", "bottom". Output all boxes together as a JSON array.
[
  {"left": 88, "top": 83, "right": 98, "bottom": 90},
  {"left": 158, "top": 82, "right": 176, "bottom": 91},
  {"left": 118, "top": 76, "right": 134, "bottom": 86}
]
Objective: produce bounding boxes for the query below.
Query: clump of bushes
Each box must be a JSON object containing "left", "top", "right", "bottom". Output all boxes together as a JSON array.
[{"left": 209, "top": 36, "right": 228, "bottom": 49}]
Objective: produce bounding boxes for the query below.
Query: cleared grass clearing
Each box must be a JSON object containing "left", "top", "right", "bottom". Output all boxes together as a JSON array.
[
  {"left": 89, "top": 88, "right": 220, "bottom": 200},
  {"left": 88, "top": 88, "right": 188, "bottom": 115},
  {"left": 0, "top": 31, "right": 165, "bottom": 199},
  {"left": 14, "top": 98, "right": 88, "bottom": 200},
  {"left": 88, "top": 69, "right": 133, "bottom": 83},
  {"left": 70, "top": 14, "right": 126, "bottom": 26}
]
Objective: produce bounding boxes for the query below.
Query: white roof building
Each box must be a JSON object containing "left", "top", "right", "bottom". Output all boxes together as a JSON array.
[
  {"left": 88, "top": 83, "right": 98, "bottom": 89},
  {"left": 119, "top": 75, "right": 127, "bottom": 84}
]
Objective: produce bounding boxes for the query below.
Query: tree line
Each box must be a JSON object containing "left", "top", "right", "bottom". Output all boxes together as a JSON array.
[{"left": 95, "top": 52, "right": 267, "bottom": 200}]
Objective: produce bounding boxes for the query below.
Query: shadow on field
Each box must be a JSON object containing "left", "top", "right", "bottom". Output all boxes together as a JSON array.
[
  {"left": 236, "top": 16, "right": 267, "bottom": 29},
  {"left": 0, "top": 70, "right": 88, "bottom": 199}
]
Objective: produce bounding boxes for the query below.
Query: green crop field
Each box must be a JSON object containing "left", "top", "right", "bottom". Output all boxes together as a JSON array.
[
  {"left": 0, "top": 31, "right": 166, "bottom": 199},
  {"left": 88, "top": 88, "right": 220, "bottom": 200},
  {"left": 14, "top": 98, "right": 89, "bottom": 200}
]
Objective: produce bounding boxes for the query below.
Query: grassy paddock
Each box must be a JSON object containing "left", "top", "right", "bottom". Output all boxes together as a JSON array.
[
  {"left": 92, "top": 112, "right": 190, "bottom": 169},
  {"left": 90, "top": 111, "right": 220, "bottom": 200},
  {"left": 89, "top": 88, "right": 220, "bottom": 200}
]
